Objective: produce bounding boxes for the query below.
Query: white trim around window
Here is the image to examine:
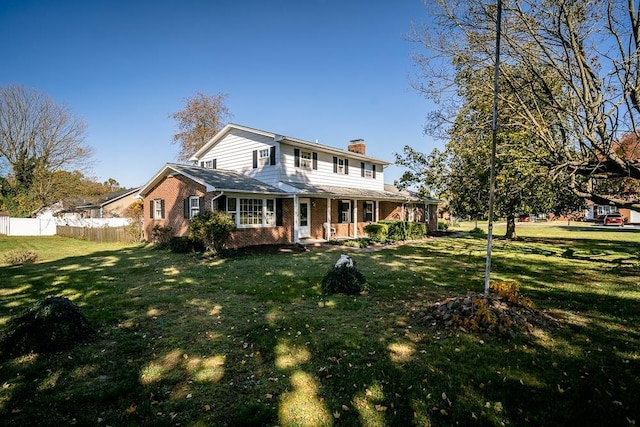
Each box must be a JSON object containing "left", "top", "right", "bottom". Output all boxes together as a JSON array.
[{"left": 226, "top": 196, "right": 276, "bottom": 228}]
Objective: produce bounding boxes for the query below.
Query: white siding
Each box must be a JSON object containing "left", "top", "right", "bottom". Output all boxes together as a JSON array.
[
  {"left": 198, "top": 129, "right": 282, "bottom": 186},
  {"left": 280, "top": 143, "right": 385, "bottom": 191}
]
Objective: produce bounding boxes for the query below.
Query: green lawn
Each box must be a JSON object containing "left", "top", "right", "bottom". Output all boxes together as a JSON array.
[{"left": 1, "top": 227, "right": 639, "bottom": 426}]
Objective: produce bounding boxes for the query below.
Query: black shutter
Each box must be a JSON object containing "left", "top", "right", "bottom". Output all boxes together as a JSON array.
[
  {"left": 344, "top": 159, "right": 349, "bottom": 175},
  {"left": 361, "top": 162, "right": 365, "bottom": 177},
  {"left": 253, "top": 150, "right": 258, "bottom": 168},
  {"left": 212, "top": 159, "right": 217, "bottom": 169},
  {"left": 294, "top": 148, "right": 300, "bottom": 167},
  {"left": 160, "top": 200, "right": 165, "bottom": 219},
  {"left": 217, "top": 195, "right": 227, "bottom": 211},
  {"left": 333, "top": 156, "right": 338, "bottom": 173},
  {"left": 337, "top": 201, "right": 343, "bottom": 224},
  {"left": 276, "top": 199, "right": 283, "bottom": 226},
  {"left": 351, "top": 201, "right": 355, "bottom": 222},
  {"left": 312, "top": 152, "right": 318, "bottom": 170},
  {"left": 149, "top": 200, "right": 153, "bottom": 219},
  {"left": 183, "top": 198, "right": 189, "bottom": 219},
  {"left": 373, "top": 164, "right": 376, "bottom": 179},
  {"left": 199, "top": 197, "right": 205, "bottom": 213},
  {"left": 270, "top": 146, "right": 276, "bottom": 165}
]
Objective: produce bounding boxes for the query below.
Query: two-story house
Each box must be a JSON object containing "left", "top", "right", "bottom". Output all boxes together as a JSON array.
[{"left": 137, "top": 123, "right": 440, "bottom": 248}]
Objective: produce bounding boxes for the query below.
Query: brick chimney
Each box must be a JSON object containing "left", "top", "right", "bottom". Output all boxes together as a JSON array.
[{"left": 347, "top": 139, "right": 366, "bottom": 155}]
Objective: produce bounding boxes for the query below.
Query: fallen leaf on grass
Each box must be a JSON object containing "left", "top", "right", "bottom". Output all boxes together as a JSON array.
[
  {"left": 126, "top": 404, "right": 137, "bottom": 414},
  {"left": 375, "top": 405, "right": 387, "bottom": 412}
]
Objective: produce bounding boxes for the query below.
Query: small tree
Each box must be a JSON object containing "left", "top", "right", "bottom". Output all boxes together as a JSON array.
[
  {"left": 123, "top": 200, "right": 144, "bottom": 242},
  {"left": 189, "top": 210, "right": 236, "bottom": 254}
]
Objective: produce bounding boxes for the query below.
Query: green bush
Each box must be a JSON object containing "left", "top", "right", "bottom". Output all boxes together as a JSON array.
[
  {"left": 151, "top": 225, "right": 173, "bottom": 249},
  {"left": 438, "top": 220, "right": 449, "bottom": 231},
  {"left": 169, "top": 236, "right": 196, "bottom": 253},
  {"left": 189, "top": 210, "right": 236, "bottom": 254},
  {"left": 321, "top": 264, "right": 367, "bottom": 295},
  {"left": 407, "top": 222, "right": 427, "bottom": 239},
  {"left": 469, "top": 227, "right": 486, "bottom": 236},
  {"left": 3, "top": 249, "right": 38, "bottom": 265},
  {"left": 0, "top": 296, "right": 94, "bottom": 359},
  {"left": 364, "top": 223, "right": 388, "bottom": 242}
]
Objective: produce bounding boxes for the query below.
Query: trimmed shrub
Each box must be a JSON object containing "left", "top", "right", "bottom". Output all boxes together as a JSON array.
[
  {"left": 469, "top": 227, "right": 486, "bottom": 236},
  {"left": 364, "top": 223, "right": 388, "bottom": 242},
  {"left": 151, "top": 225, "right": 173, "bottom": 249},
  {"left": 189, "top": 210, "right": 236, "bottom": 254},
  {"left": 407, "top": 222, "right": 427, "bottom": 239},
  {"left": 321, "top": 264, "right": 367, "bottom": 295},
  {"left": 437, "top": 220, "right": 449, "bottom": 231},
  {"left": 169, "top": 236, "right": 196, "bottom": 253},
  {"left": 0, "top": 296, "right": 94, "bottom": 359},
  {"left": 3, "top": 249, "right": 38, "bottom": 265}
]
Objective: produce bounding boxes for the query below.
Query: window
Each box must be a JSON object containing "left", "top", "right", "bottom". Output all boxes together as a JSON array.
[
  {"left": 201, "top": 160, "right": 215, "bottom": 168},
  {"left": 259, "top": 149, "right": 270, "bottom": 159},
  {"left": 189, "top": 196, "right": 201, "bottom": 218},
  {"left": 364, "top": 163, "right": 373, "bottom": 178},
  {"left": 333, "top": 157, "right": 349, "bottom": 174},
  {"left": 231, "top": 198, "right": 276, "bottom": 227},
  {"left": 596, "top": 205, "right": 618, "bottom": 216},
  {"left": 300, "top": 151, "right": 312, "bottom": 169},
  {"left": 363, "top": 201, "right": 374, "bottom": 222},
  {"left": 153, "top": 199, "right": 164, "bottom": 219},
  {"left": 227, "top": 197, "right": 237, "bottom": 223},
  {"left": 340, "top": 200, "right": 351, "bottom": 223}
]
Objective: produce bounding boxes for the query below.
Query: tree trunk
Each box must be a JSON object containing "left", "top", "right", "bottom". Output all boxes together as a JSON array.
[{"left": 505, "top": 215, "right": 517, "bottom": 240}]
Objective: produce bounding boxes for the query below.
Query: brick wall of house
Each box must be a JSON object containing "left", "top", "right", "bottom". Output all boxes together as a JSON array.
[
  {"left": 144, "top": 175, "right": 209, "bottom": 240},
  {"left": 226, "top": 198, "right": 294, "bottom": 248},
  {"left": 380, "top": 201, "right": 404, "bottom": 221},
  {"left": 309, "top": 197, "right": 327, "bottom": 239}
]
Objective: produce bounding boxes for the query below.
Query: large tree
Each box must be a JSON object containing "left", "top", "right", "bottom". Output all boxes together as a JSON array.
[
  {"left": 169, "top": 92, "right": 233, "bottom": 162},
  {"left": 412, "top": 0, "right": 640, "bottom": 211},
  {"left": 0, "top": 85, "right": 92, "bottom": 216}
]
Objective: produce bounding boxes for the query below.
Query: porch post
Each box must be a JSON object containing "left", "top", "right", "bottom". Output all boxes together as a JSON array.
[
  {"left": 293, "top": 195, "right": 300, "bottom": 242},
  {"left": 326, "top": 198, "right": 332, "bottom": 240},
  {"left": 375, "top": 200, "right": 379, "bottom": 222},
  {"left": 353, "top": 199, "right": 358, "bottom": 238}
]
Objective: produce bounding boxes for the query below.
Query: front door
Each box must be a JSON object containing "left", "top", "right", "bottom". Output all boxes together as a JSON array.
[{"left": 299, "top": 198, "right": 311, "bottom": 238}]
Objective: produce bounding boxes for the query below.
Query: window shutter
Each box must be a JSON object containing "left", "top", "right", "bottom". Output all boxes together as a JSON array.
[
  {"left": 183, "top": 198, "right": 189, "bottom": 219},
  {"left": 344, "top": 159, "right": 349, "bottom": 175},
  {"left": 312, "top": 152, "right": 318, "bottom": 170},
  {"left": 199, "top": 197, "right": 205, "bottom": 212},
  {"left": 149, "top": 200, "right": 153, "bottom": 219},
  {"left": 333, "top": 156, "right": 338, "bottom": 173},
  {"left": 212, "top": 159, "right": 217, "bottom": 169},
  {"left": 200, "top": 161, "right": 205, "bottom": 167},
  {"left": 351, "top": 201, "right": 355, "bottom": 222},
  {"left": 337, "top": 201, "right": 343, "bottom": 224},
  {"left": 270, "top": 146, "right": 276, "bottom": 165},
  {"left": 276, "top": 199, "right": 283, "bottom": 226},
  {"left": 294, "top": 148, "right": 300, "bottom": 167},
  {"left": 160, "top": 200, "right": 165, "bottom": 219},
  {"left": 373, "top": 164, "right": 376, "bottom": 179},
  {"left": 361, "top": 162, "right": 365, "bottom": 177},
  {"left": 217, "top": 195, "right": 227, "bottom": 211},
  {"left": 252, "top": 150, "right": 258, "bottom": 168}
]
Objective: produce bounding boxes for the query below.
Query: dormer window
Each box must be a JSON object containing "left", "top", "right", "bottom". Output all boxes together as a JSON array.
[
  {"left": 201, "top": 159, "right": 216, "bottom": 169},
  {"left": 259, "top": 149, "right": 270, "bottom": 160}
]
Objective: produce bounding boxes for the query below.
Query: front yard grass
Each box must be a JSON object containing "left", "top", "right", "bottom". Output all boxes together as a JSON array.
[{"left": 0, "top": 227, "right": 639, "bottom": 426}]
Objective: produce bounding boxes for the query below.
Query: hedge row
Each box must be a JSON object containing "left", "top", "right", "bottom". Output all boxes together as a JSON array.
[{"left": 364, "top": 220, "right": 427, "bottom": 242}]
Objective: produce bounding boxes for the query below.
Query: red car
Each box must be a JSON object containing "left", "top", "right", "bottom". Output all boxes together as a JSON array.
[{"left": 603, "top": 212, "right": 625, "bottom": 226}]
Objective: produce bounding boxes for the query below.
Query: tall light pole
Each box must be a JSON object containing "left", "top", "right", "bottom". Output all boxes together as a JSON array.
[{"left": 484, "top": 0, "right": 503, "bottom": 295}]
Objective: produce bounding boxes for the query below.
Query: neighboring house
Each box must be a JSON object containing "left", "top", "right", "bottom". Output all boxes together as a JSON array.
[
  {"left": 74, "top": 188, "right": 140, "bottom": 218},
  {"left": 585, "top": 202, "right": 640, "bottom": 224},
  {"left": 137, "top": 123, "right": 441, "bottom": 248}
]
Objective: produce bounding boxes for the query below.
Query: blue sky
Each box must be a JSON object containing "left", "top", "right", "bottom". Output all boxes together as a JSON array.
[{"left": 0, "top": 0, "right": 438, "bottom": 189}]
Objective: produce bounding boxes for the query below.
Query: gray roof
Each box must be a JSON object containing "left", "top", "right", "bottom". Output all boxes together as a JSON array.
[
  {"left": 168, "top": 164, "right": 286, "bottom": 194},
  {"left": 284, "top": 181, "right": 419, "bottom": 202}
]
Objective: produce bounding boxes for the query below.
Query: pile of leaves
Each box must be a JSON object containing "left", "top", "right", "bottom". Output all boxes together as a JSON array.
[
  {"left": 0, "top": 296, "right": 94, "bottom": 359},
  {"left": 414, "top": 282, "right": 558, "bottom": 338}
]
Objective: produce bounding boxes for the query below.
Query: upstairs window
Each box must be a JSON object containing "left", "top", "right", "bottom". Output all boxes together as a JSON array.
[
  {"left": 259, "top": 149, "right": 270, "bottom": 159},
  {"left": 200, "top": 159, "right": 216, "bottom": 169},
  {"left": 295, "top": 148, "right": 318, "bottom": 170},
  {"left": 361, "top": 162, "right": 376, "bottom": 179},
  {"left": 333, "top": 157, "right": 349, "bottom": 174}
]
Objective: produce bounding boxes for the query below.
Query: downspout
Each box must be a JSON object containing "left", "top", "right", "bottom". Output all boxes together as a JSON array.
[{"left": 210, "top": 191, "right": 225, "bottom": 208}]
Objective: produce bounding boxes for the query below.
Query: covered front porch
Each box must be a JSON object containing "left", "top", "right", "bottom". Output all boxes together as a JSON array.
[{"left": 292, "top": 194, "right": 439, "bottom": 243}]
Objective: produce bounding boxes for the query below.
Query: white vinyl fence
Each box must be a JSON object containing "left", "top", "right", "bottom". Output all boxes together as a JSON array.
[{"left": 0, "top": 216, "right": 130, "bottom": 237}]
